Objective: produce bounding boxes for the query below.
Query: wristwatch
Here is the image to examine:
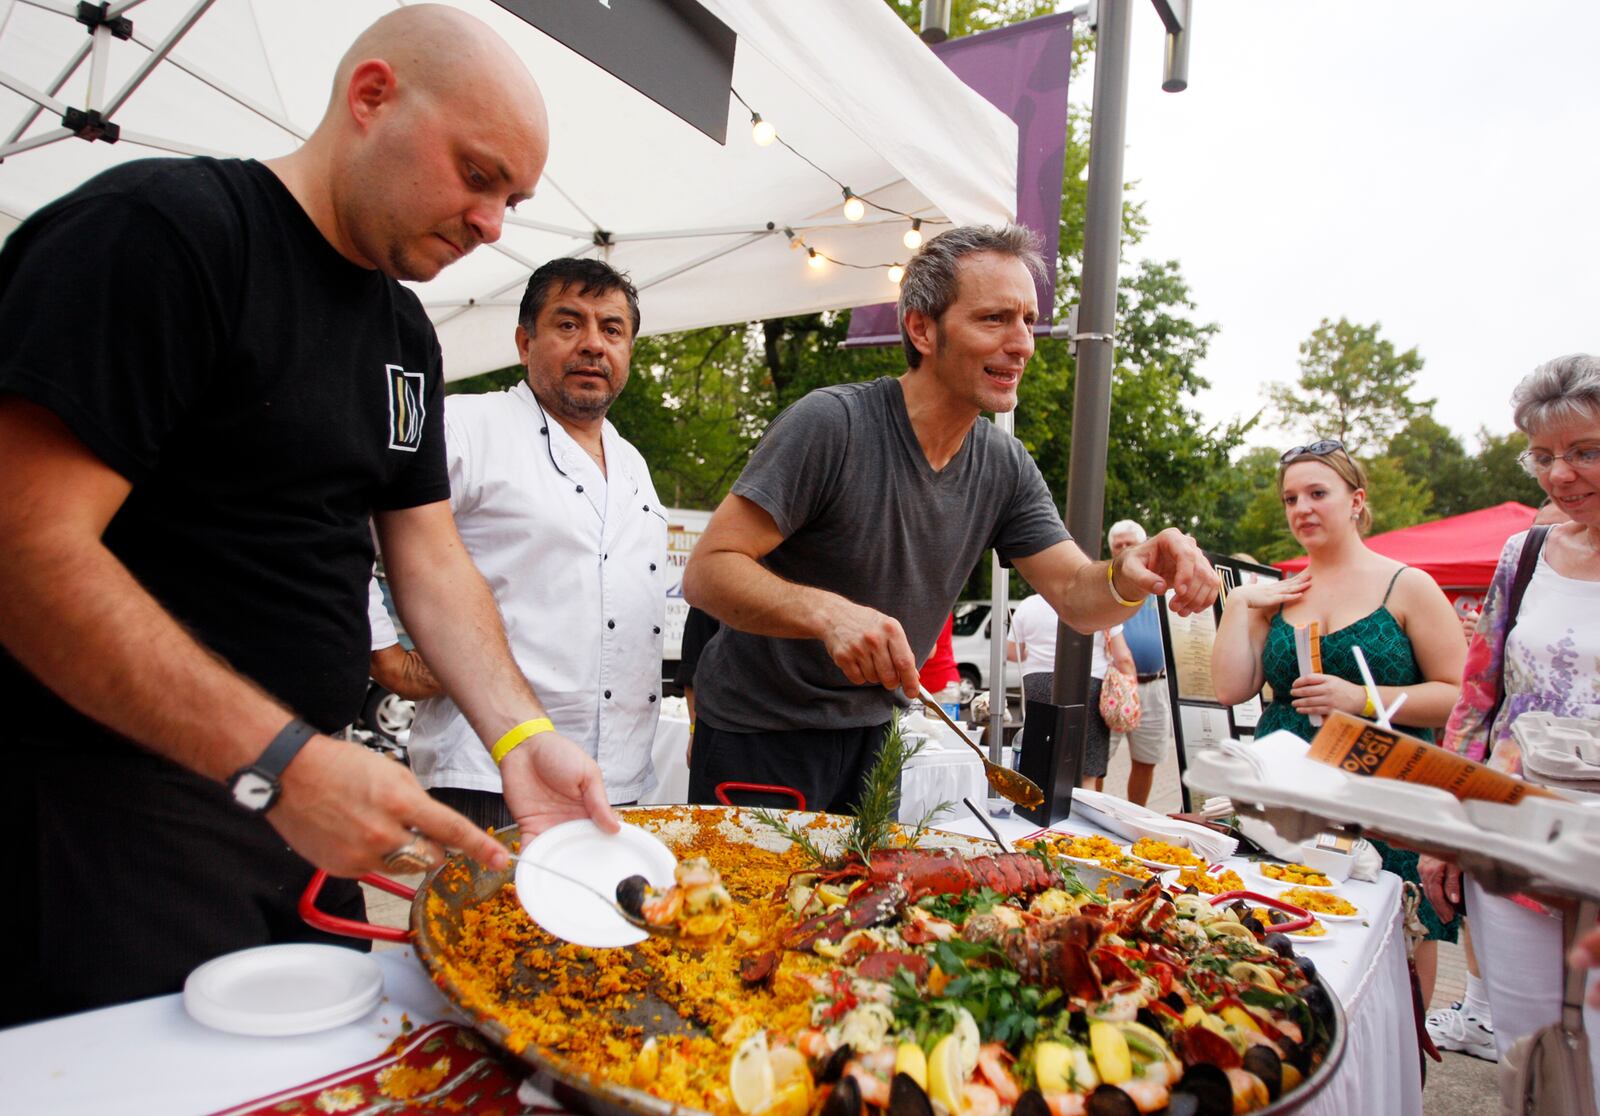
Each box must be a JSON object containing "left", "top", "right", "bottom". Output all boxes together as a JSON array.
[{"left": 227, "top": 718, "right": 318, "bottom": 813}]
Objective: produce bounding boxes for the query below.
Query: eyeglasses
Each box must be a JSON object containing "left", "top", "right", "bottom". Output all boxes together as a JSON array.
[
  {"left": 1518, "top": 446, "right": 1600, "bottom": 475},
  {"left": 1279, "top": 439, "right": 1349, "bottom": 464}
]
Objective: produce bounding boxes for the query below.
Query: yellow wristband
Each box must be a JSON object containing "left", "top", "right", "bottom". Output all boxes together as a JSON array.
[
  {"left": 491, "top": 717, "right": 555, "bottom": 765},
  {"left": 1107, "top": 560, "right": 1142, "bottom": 608},
  {"left": 1362, "top": 693, "right": 1377, "bottom": 719}
]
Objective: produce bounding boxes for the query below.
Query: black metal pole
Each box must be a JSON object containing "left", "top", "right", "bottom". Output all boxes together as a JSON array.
[{"left": 1049, "top": 0, "right": 1133, "bottom": 763}]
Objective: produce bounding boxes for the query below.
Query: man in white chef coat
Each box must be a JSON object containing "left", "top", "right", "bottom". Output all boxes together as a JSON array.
[{"left": 375, "top": 258, "right": 667, "bottom": 826}]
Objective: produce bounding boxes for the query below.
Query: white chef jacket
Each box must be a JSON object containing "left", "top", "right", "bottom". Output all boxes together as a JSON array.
[{"left": 402, "top": 382, "right": 668, "bottom": 803}]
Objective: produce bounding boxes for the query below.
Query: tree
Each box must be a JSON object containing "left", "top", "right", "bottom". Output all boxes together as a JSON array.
[
  {"left": 1388, "top": 414, "right": 1476, "bottom": 518},
  {"left": 1268, "top": 318, "right": 1431, "bottom": 455},
  {"left": 1473, "top": 428, "right": 1546, "bottom": 510}
]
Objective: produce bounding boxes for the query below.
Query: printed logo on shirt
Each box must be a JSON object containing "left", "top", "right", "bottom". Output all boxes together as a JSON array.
[{"left": 386, "top": 364, "right": 425, "bottom": 452}]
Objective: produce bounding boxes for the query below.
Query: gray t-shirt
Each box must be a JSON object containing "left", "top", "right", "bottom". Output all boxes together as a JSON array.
[{"left": 696, "top": 377, "right": 1071, "bottom": 733}]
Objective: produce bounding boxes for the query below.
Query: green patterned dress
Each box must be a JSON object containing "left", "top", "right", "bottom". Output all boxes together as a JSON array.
[{"left": 1256, "top": 589, "right": 1460, "bottom": 942}]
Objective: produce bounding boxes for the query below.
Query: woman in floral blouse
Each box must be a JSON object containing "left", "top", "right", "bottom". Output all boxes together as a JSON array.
[{"left": 1421, "top": 353, "right": 1600, "bottom": 1088}]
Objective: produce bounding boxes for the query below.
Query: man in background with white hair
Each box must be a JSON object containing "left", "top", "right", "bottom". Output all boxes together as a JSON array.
[{"left": 1108, "top": 519, "right": 1177, "bottom": 806}]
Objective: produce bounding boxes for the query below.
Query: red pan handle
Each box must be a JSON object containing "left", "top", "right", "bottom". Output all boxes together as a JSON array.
[
  {"left": 299, "top": 869, "right": 413, "bottom": 943},
  {"left": 1210, "top": 889, "right": 1316, "bottom": 935},
  {"left": 715, "top": 782, "right": 807, "bottom": 810}
]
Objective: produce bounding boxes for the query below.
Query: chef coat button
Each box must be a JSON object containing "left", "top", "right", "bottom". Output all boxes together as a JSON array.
[
  {"left": 575, "top": 484, "right": 584, "bottom": 493},
  {"left": 648, "top": 694, "right": 657, "bottom": 703},
  {"left": 604, "top": 690, "right": 612, "bottom": 699},
  {"left": 608, "top": 619, "right": 616, "bottom": 629},
  {"left": 541, "top": 426, "right": 548, "bottom": 434},
  {"left": 653, "top": 626, "right": 661, "bottom": 634},
  {"left": 649, "top": 563, "right": 657, "bottom": 571},
  {"left": 642, "top": 504, "right": 649, "bottom": 512}
]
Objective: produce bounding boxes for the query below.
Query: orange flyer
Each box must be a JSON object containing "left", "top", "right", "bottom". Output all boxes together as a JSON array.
[{"left": 1306, "top": 711, "right": 1563, "bottom": 804}]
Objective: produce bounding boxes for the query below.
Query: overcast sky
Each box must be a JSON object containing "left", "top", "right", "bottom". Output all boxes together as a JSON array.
[{"left": 1083, "top": 0, "right": 1599, "bottom": 451}]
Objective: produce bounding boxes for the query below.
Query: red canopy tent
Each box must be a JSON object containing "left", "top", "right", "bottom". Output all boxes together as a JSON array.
[{"left": 1274, "top": 503, "right": 1537, "bottom": 603}]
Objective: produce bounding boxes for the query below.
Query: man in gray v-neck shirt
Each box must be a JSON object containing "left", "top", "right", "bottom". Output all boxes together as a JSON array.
[{"left": 683, "top": 225, "right": 1218, "bottom": 813}]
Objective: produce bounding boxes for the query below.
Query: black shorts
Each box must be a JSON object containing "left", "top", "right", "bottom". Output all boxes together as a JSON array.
[
  {"left": 1, "top": 741, "right": 367, "bottom": 1027},
  {"left": 687, "top": 719, "right": 891, "bottom": 815}
]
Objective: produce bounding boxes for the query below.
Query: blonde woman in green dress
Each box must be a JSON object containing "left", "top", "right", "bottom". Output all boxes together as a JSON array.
[{"left": 1211, "top": 441, "right": 1466, "bottom": 1005}]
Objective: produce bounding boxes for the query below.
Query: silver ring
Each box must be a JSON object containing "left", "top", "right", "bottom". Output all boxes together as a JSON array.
[{"left": 382, "top": 833, "right": 436, "bottom": 874}]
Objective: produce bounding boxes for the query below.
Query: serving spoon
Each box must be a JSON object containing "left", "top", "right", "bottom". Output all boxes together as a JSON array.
[
  {"left": 915, "top": 684, "right": 1045, "bottom": 809},
  {"left": 508, "top": 854, "right": 678, "bottom": 938}
]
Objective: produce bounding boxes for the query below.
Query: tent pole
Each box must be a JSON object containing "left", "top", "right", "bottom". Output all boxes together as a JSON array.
[
  {"left": 1049, "top": 0, "right": 1133, "bottom": 766},
  {"left": 104, "top": 0, "right": 219, "bottom": 119},
  {"left": 4, "top": 38, "right": 90, "bottom": 147},
  {"left": 987, "top": 410, "right": 1014, "bottom": 770}
]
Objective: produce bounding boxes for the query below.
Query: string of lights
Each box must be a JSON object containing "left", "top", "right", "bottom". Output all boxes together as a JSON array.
[{"left": 732, "top": 88, "right": 939, "bottom": 282}]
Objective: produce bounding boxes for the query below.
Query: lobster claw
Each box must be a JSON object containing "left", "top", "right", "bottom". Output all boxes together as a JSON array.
[{"left": 784, "top": 882, "right": 908, "bottom": 952}]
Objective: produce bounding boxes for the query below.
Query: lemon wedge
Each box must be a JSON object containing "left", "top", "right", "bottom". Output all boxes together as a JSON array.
[
  {"left": 928, "top": 1034, "right": 967, "bottom": 1113},
  {"left": 895, "top": 1042, "right": 928, "bottom": 1090},
  {"left": 730, "top": 1032, "right": 775, "bottom": 1114}
]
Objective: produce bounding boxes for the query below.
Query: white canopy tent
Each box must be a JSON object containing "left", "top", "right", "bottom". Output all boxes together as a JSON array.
[{"left": 0, "top": 0, "right": 1018, "bottom": 378}]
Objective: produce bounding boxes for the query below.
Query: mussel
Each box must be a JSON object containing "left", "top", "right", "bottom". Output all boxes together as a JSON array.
[
  {"left": 820, "top": 1071, "right": 863, "bottom": 1116},
  {"left": 1164, "top": 1094, "right": 1201, "bottom": 1116},
  {"left": 1012, "top": 1089, "right": 1051, "bottom": 1116},
  {"left": 1242, "top": 1044, "right": 1284, "bottom": 1100},
  {"left": 816, "top": 1043, "right": 854, "bottom": 1085},
  {"left": 1085, "top": 1085, "right": 1141, "bottom": 1116},
  {"left": 1278, "top": 1034, "right": 1311, "bottom": 1073},
  {"left": 616, "top": 874, "right": 651, "bottom": 919},
  {"left": 888, "top": 1072, "right": 934, "bottom": 1116},
  {"left": 1263, "top": 932, "right": 1295, "bottom": 959},
  {"left": 1300, "top": 981, "right": 1335, "bottom": 1027},
  {"left": 1170, "top": 1063, "right": 1234, "bottom": 1116},
  {"left": 1296, "top": 955, "right": 1318, "bottom": 982}
]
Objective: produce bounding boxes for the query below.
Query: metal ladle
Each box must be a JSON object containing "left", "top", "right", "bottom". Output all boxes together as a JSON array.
[{"left": 915, "top": 684, "right": 1044, "bottom": 809}]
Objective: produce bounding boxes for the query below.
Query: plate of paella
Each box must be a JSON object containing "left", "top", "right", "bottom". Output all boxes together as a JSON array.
[
  {"left": 1273, "top": 888, "right": 1364, "bottom": 924},
  {"left": 1252, "top": 862, "right": 1338, "bottom": 891},
  {"left": 1128, "top": 838, "right": 1209, "bottom": 872}
]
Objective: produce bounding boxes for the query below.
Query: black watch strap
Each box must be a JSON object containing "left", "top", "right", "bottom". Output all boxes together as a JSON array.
[{"left": 254, "top": 718, "right": 318, "bottom": 779}]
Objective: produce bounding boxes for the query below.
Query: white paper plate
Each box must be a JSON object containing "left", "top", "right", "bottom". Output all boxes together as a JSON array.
[
  {"left": 184, "top": 943, "right": 383, "bottom": 1036},
  {"left": 516, "top": 819, "right": 677, "bottom": 948}
]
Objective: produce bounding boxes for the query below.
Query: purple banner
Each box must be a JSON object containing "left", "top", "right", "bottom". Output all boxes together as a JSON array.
[{"left": 843, "top": 12, "right": 1073, "bottom": 348}]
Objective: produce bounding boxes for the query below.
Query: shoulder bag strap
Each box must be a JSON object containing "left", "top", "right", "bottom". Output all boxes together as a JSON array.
[{"left": 1481, "top": 525, "right": 1552, "bottom": 737}]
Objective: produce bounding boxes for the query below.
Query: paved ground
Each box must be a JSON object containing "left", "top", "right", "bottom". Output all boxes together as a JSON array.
[{"left": 363, "top": 740, "right": 1501, "bottom": 1114}]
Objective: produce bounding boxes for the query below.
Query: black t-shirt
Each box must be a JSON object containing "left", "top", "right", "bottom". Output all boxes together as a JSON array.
[{"left": 0, "top": 158, "right": 449, "bottom": 746}]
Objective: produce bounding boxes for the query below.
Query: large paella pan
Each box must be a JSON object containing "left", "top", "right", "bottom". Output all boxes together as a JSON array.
[{"left": 312, "top": 806, "right": 1345, "bottom": 1116}]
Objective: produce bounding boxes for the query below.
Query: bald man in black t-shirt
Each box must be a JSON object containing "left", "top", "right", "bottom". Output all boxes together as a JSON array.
[{"left": 0, "top": 7, "right": 617, "bottom": 1023}]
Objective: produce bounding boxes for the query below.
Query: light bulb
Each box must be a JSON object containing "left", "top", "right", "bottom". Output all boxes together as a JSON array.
[
  {"left": 903, "top": 220, "right": 923, "bottom": 250},
  {"left": 807, "top": 248, "right": 826, "bottom": 270},
  {"left": 887, "top": 264, "right": 904, "bottom": 284},
  {"left": 842, "top": 192, "right": 866, "bottom": 222},
  {"left": 751, "top": 114, "right": 776, "bottom": 147}
]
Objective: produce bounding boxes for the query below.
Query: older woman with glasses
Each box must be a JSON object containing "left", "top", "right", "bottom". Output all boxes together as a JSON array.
[
  {"left": 1212, "top": 438, "right": 1466, "bottom": 1003},
  {"left": 1420, "top": 354, "right": 1600, "bottom": 1084}
]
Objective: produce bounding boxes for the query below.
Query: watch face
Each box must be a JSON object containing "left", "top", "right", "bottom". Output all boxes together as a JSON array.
[{"left": 231, "top": 769, "right": 278, "bottom": 812}]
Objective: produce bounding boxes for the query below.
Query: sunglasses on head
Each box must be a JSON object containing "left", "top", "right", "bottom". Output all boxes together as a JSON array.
[{"left": 1279, "top": 439, "right": 1349, "bottom": 464}]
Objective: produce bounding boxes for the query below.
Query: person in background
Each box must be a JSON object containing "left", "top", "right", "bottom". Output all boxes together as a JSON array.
[
  {"left": 1210, "top": 440, "right": 1465, "bottom": 1008},
  {"left": 1420, "top": 355, "right": 1600, "bottom": 1089},
  {"left": 1426, "top": 495, "right": 1569, "bottom": 1058},
  {"left": 380, "top": 258, "right": 667, "bottom": 830},
  {"left": 919, "top": 614, "right": 961, "bottom": 709},
  {"left": 1107, "top": 520, "right": 1177, "bottom": 806},
  {"left": 676, "top": 605, "right": 721, "bottom": 763},
  {"left": 0, "top": 6, "right": 616, "bottom": 1025},
  {"left": 1008, "top": 591, "right": 1134, "bottom": 791},
  {"left": 683, "top": 224, "right": 1217, "bottom": 814},
  {"left": 367, "top": 575, "right": 443, "bottom": 701}
]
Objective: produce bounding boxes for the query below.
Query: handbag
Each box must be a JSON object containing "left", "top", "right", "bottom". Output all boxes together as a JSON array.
[{"left": 1099, "top": 668, "right": 1142, "bottom": 733}]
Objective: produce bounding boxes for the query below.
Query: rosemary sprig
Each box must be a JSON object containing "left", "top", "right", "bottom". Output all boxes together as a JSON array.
[
  {"left": 844, "top": 711, "right": 923, "bottom": 863},
  {"left": 749, "top": 808, "right": 829, "bottom": 866}
]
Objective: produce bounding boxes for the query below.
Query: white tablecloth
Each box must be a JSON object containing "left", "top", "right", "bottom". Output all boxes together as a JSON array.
[
  {"left": 640, "top": 716, "right": 988, "bottom": 824},
  {"left": 936, "top": 812, "right": 1423, "bottom": 1116},
  {"left": 1, "top": 808, "right": 1417, "bottom": 1115}
]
